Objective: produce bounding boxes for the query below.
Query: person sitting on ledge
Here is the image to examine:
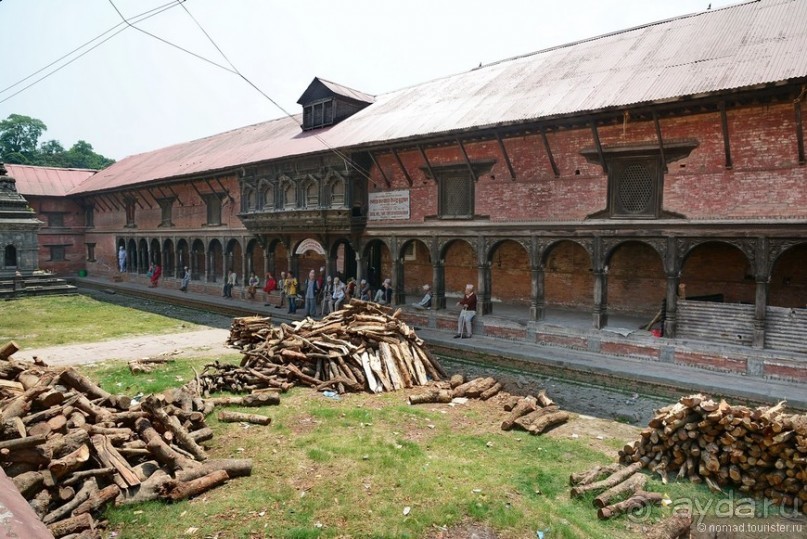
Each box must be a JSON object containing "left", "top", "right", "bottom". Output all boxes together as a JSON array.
[{"left": 413, "top": 284, "right": 432, "bottom": 310}]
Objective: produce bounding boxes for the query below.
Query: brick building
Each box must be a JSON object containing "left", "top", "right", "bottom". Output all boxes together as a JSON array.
[{"left": 60, "top": 0, "right": 805, "bottom": 367}]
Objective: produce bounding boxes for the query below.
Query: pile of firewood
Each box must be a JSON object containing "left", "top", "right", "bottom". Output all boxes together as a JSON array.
[
  {"left": 229, "top": 301, "right": 445, "bottom": 394},
  {"left": 0, "top": 343, "right": 252, "bottom": 538},
  {"left": 500, "top": 389, "right": 569, "bottom": 435},
  {"left": 407, "top": 374, "right": 503, "bottom": 404},
  {"left": 569, "top": 463, "right": 691, "bottom": 537},
  {"left": 226, "top": 315, "right": 273, "bottom": 349},
  {"left": 619, "top": 393, "right": 807, "bottom": 508}
]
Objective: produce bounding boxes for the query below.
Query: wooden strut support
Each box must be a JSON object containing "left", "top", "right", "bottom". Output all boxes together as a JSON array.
[
  {"left": 456, "top": 138, "right": 477, "bottom": 179},
  {"left": 719, "top": 101, "right": 733, "bottom": 169},
  {"left": 369, "top": 152, "right": 390, "bottom": 187},
  {"left": 495, "top": 131, "right": 516, "bottom": 180},
  {"left": 590, "top": 121, "right": 608, "bottom": 174},
  {"left": 391, "top": 148, "right": 413, "bottom": 186},
  {"left": 796, "top": 96, "right": 806, "bottom": 165},
  {"left": 652, "top": 111, "right": 668, "bottom": 172},
  {"left": 417, "top": 145, "right": 437, "bottom": 182},
  {"left": 539, "top": 126, "right": 560, "bottom": 177}
]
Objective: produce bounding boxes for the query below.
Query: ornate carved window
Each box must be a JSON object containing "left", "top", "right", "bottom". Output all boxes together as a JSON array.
[
  {"left": 329, "top": 177, "right": 345, "bottom": 207},
  {"left": 304, "top": 181, "right": 319, "bottom": 208},
  {"left": 283, "top": 181, "right": 297, "bottom": 210},
  {"left": 261, "top": 184, "right": 274, "bottom": 210},
  {"left": 438, "top": 172, "right": 474, "bottom": 219}
]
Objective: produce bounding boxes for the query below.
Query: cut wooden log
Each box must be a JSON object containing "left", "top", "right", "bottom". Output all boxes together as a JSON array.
[
  {"left": 47, "top": 512, "right": 94, "bottom": 537},
  {"left": 141, "top": 396, "right": 207, "bottom": 461},
  {"left": 43, "top": 477, "right": 99, "bottom": 524},
  {"left": 535, "top": 389, "right": 555, "bottom": 408},
  {"left": 523, "top": 410, "right": 569, "bottom": 435},
  {"left": 135, "top": 417, "right": 198, "bottom": 472},
  {"left": 73, "top": 484, "right": 121, "bottom": 516},
  {"left": 11, "top": 470, "right": 45, "bottom": 499},
  {"left": 571, "top": 462, "right": 644, "bottom": 497},
  {"left": 173, "top": 458, "right": 253, "bottom": 482},
  {"left": 593, "top": 472, "right": 648, "bottom": 508},
  {"left": 597, "top": 490, "right": 663, "bottom": 519},
  {"left": 90, "top": 434, "right": 140, "bottom": 488},
  {"left": 49, "top": 443, "right": 91, "bottom": 479},
  {"left": 217, "top": 411, "right": 271, "bottom": 425},
  {"left": 452, "top": 377, "right": 497, "bottom": 398},
  {"left": 408, "top": 388, "right": 453, "bottom": 405},
  {"left": 0, "top": 340, "right": 20, "bottom": 360},
  {"left": 163, "top": 469, "right": 229, "bottom": 502},
  {"left": 570, "top": 463, "right": 625, "bottom": 486},
  {"left": 479, "top": 382, "right": 503, "bottom": 401}
]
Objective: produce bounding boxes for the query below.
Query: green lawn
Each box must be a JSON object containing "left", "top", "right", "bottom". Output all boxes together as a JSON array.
[{"left": 0, "top": 295, "right": 203, "bottom": 348}]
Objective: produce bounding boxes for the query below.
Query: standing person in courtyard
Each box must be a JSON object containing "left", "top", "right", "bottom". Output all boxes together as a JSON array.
[
  {"left": 275, "top": 271, "right": 286, "bottom": 309},
  {"left": 223, "top": 270, "right": 236, "bottom": 298},
  {"left": 285, "top": 272, "right": 298, "bottom": 314},
  {"left": 320, "top": 275, "right": 333, "bottom": 316},
  {"left": 149, "top": 263, "right": 162, "bottom": 288},
  {"left": 118, "top": 246, "right": 127, "bottom": 272},
  {"left": 179, "top": 266, "right": 191, "bottom": 292},
  {"left": 455, "top": 284, "right": 477, "bottom": 338},
  {"left": 303, "top": 269, "right": 319, "bottom": 317}
]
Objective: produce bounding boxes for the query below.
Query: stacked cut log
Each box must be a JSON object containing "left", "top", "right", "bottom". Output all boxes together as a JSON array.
[
  {"left": 569, "top": 462, "right": 662, "bottom": 521},
  {"left": 500, "top": 389, "right": 569, "bottom": 435},
  {"left": 619, "top": 393, "right": 807, "bottom": 508},
  {"left": 0, "top": 349, "right": 252, "bottom": 538},
  {"left": 407, "top": 375, "right": 503, "bottom": 405},
  {"left": 225, "top": 301, "right": 445, "bottom": 394},
  {"left": 226, "top": 316, "right": 273, "bottom": 350}
]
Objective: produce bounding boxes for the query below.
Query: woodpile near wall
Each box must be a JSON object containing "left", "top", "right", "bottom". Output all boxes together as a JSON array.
[
  {"left": 0, "top": 344, "right": 254, "bottom": 538},
  {"left": 619, "top": 393, "right": 807, "bottom": 508},
  {"left": 225, "top": 301, "right": 446, "bottom": 394}
]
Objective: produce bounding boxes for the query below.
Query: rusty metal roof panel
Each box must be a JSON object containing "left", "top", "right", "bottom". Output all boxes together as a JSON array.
[
  {"left": 73, "top": 0, "right": 807, "bottom": 193},
  {"left": 317, "top": 78, "right": 375, "bottom": 104},
  {"left": 6, "top": 164, "right": 96, "bottom": 197}
]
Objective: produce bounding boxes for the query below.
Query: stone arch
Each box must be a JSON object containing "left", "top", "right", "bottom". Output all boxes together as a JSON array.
[
  {"left": 267, "top": 238, "right": 289, "bottom": 276},
  {"left": 225, "top": 239, "right": 242, "bottom": 278},
  {"left": 162, "top": 238, "right": 175, "bottom": 277},
  {"left": 293, "top": 237, "right": 326, "bottom": 282},
  {"left": 488, "top": 239, "right": 530, "bottom": 305},
  {"left": 191, "top": 239, "right": 205, "bottom": 280},
  {"left": 208, "top": 239, "right": 223, "bottom": 282},
  {"left": 149, "top": 238, "right": 161, "bottom": 266},
  {"left": 543, "top": 240, "right": 594, "bottom": 310},
  {"left": 329, "top": 238, "right": 356, "bottom": 281},
  {"left": 127, "top": 239, "right": 138, "bottom": 274},
  {"left": 680, "top": 241, "right": 754, "bottom": 304},
  {"left": 769, "top": 241, "right": 807, "bottom": 308},
  {"left": 176, "top": 239, "right": 189, "bottom": 277},
  {"left": 246, "top": 238, "right": 265, "bottom": 280},
  {"left": 137, "top": 238, "right": 148, "bottom": 273},
  {"left": 440, "top": 239, "right": 477, "bottom": 298},
  {"left": 604, "top": 240, "right": 666, "bottom": 315},
  {"left": 362, "top": 238, "right": 392, "bottom": 290}
]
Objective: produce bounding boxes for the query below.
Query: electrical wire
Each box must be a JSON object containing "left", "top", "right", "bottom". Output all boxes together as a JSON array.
[
  {"left": 0, "top": 1, "right": 183, "bottom": 104},
  {"left": 112, "top": 0, "right": 378, "bottom": 184}
]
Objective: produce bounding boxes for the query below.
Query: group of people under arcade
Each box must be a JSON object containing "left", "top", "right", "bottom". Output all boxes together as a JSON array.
[{"left": 118, "top": 244, "right": 479, "bottom": 339}]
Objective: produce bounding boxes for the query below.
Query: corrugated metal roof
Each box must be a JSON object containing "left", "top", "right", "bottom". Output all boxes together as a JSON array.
[
  {"left": 317, "top": 77, "right": 375, "bottom": 104},
  {"left": 6, "top": 164, "right": 96, "bottom": 197},
  {"left": 71, "top": 0, "right": 807, "bottom": 194}
]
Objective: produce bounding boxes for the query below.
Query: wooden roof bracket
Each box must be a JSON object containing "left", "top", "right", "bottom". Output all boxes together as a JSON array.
[
  {"left": 94, "top": 196, "right": 112, "bottom": 213},
  {"left": 166, "top": 184, "right": 184, "bottom": 206},
  {"left": 539, "top": 126, "right": 560, "bottom": 177},
  {"left": 109, "top": 192, "right": 125, "bottom": 211},
  {"left": 190, "top": 181, "right": 207, "bottom": 201},
  {"left": 130, "top": 192, "right": 147, "bottom": 210},
  {"left": 391, "top": 148, "right": 412, "bottom": 186},
  {"left": 719, "top": 101, "right": 733, "bottom": 169},
  {"left": 590, "top": 121, "right": 608, "bottom": 174},
  {"left": 795, "top": 87, "right": 806, "bottom": 165},
  {"left": 369, "top": 152, "right": 390, "bottom": 187},
  {"left": 494, "top": 131, "right": 516, "bottom": 180},
  {"left": 652, "top": 111, "right": 668, "bottom": 172},
  {"left": 417, "top": 145, "right": 437, "bottom": 182},
  {"left": 456, "top": 138, "right": 477, "bottom": 180},
  {"left": 142, "top": 188, "right": 161, "bottom": 208},
  {"left": 102, "top": 194, "right": 120, "bottom": 211},
  {"left": 215, "top": 177, "right": 233, "bottom": 200}
]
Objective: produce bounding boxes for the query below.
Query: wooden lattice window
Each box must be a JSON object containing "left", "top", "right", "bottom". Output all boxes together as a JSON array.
[
  {"left": 608, "top": 158, "right": 662, "bottom": 218},
  {"left": 438, "top": 172, "right": 474, "bottom": 219}
]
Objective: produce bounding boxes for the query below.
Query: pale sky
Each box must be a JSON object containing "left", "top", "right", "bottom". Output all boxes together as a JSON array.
[{"left": 0, "top": 0, "right": 735, "bottom": 161}]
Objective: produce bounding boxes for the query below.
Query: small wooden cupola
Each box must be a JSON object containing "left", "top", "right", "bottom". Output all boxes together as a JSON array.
[{"left": 297, "top": 77, "right": 374, "bottom": 131}]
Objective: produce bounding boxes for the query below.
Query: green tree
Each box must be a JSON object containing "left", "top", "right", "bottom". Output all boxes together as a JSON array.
[
  {"left": 38, "top": 139, "right": 67, "bottom": 167},
  {"left": 0, "top": 114, "right": 47, "bottom": 164},
  {"left": 63, "top": 140, "right": 115, "bottom": 169}
]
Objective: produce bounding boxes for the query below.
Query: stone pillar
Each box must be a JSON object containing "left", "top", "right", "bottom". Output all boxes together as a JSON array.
[
  {"left": 753, "top": 278, "right": 768, "bottom": 348},
  {"left": 393, "top": 256, "right": 405, "bottom": 305},
  {"left": 479, "top": 263, "right": 492, "bottom": 315},
  {"left": 265, "top": 248, "right": 273, "bottom": 277},
  {"left": 354, "top": 252, "right": 364, "bottom": 284},
  {"left": 531, "top": 266, "right": 545, "bottom": 321},
  {"left": 290, "top": 253, "right": 299, "bottom": 279},
  {"left": 434, "top": 261, "right": 446, "bottom": 310},
  {"left": 592, "top": 269, "right": 608, "bottom": 329},
  {"left": 663, "top": 273, "right": 680, "bottom": 338}
]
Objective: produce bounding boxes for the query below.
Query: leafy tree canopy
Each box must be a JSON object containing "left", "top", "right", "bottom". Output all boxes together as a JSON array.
[{"left": 0, "top": 114, "right": 115, "bottom": 169}]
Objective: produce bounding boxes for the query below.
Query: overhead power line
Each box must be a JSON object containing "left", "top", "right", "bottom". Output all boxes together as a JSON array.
[{"left": 0, "top": 1, "right": 183, "bottom": 104}]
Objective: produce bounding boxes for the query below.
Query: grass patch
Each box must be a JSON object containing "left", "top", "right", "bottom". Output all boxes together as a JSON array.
[
  {"left": 0, "top": 294, "right": 204, "bottom": 348},
  {"left": 94, "top": 358, "right": 735, "bottom": 539}
]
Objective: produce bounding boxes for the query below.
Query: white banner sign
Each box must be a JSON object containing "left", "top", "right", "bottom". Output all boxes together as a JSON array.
[
  {"left": 295, "top": 238, "right": 326, "bottom": 255},
  {"left": 368, "top": 190, "right": 410, "bottom": 221}
]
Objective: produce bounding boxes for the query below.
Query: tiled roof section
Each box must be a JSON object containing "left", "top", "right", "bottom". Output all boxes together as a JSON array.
[
  {"left": 317, "top": 78, "right": 375, "bottom": 104},
  {"left": 71, "top": 0, "right": 807, "bottom": 194},
  {"left": 6, "top": 164, "right": 96, "bottom": 197}
]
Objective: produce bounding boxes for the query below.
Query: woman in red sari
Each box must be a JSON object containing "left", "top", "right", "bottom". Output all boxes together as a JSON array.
[{"left": 149, "top": 264, "right": 162, "bottom": 287}]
